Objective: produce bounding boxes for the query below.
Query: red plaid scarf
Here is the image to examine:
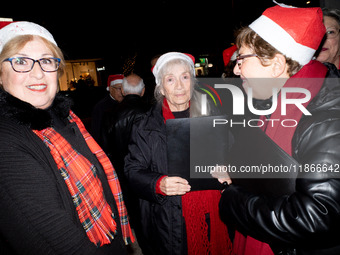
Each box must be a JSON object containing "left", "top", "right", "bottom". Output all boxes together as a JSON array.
[{"left": 33, "top": 110, "right": 134, "bottom": 247}]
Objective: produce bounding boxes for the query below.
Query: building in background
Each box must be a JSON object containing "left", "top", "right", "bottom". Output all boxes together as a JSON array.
[{"left": 59, "top": 59, "right": 105, "bottom": 91}]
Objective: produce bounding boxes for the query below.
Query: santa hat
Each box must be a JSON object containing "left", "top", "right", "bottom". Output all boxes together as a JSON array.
[
  {"left": 249, "top": 4, "right": 325, "bottom": 66},
  {"left": 152, "top": 52, "right": 195, "bottom": 86},
  {"left": 223, "top": 45, "right": 238, "bottom": 66},
  {"left": 0, "top": 18, "right": 13, "bottom": 30},
  {"left": 107, "top": 74, "right": 124, "bottom": 91},
  {"left": 0, "top": 21, "right": 57, "bottom": 53}
]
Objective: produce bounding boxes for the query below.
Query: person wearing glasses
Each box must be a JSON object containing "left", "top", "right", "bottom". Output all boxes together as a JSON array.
[
  {"left": 316, "top": 8, "right": 340, "bottom": 70},
  {"left": 217, "top": 4, "right": 340, "bottom": 255},
  {"left": 0, "top": 21, "right": 134, "bottom": 254}
]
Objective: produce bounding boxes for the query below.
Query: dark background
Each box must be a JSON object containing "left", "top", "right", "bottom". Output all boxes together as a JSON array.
[
  {"left": 2, "top": 0, "right": 321, "bottom": 76},
  {"left": 1, "top": 0, "right": 328, "bottom": 123}
]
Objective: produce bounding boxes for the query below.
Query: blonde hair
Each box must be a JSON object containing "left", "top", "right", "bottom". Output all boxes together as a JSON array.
[{"left": 0, "top": 35, "right": 65, "bottom": 77}]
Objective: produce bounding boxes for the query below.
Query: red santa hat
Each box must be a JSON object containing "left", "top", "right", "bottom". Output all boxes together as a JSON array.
[
  {"left": 249, "top": 4, "right": 325, "bottom": 66},
  {"left": 152, "top": 52, "right": 195, "bottom": 86},
  {"left": 107, "top": 74, "right": 124, "bottom": 91},
  {"left": 0, "top": 21, "right": 57, "bottom": 53},
  {"left": 0, "top": 18, "right": 13, "bottom": 29},
  {"left": 222, "top": 45, "right": 238, "bottom": 66}
]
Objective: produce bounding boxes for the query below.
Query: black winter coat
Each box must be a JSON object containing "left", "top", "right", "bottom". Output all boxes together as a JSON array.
[
  {"left": 124, "top": 103, "right": 187, "bottom": 255},
  {"left": 219, "top": 65, "right": 340, "bottom": 255},
  {"left": 106, "top": 94, "right": 149, "bottom": 172},
  {"left": 0, "top": 91, "right": 127, "bottom": 255}
]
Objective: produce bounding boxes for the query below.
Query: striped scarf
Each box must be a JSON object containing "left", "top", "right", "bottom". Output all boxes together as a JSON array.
[{"left": 33, "top": 110, "right": 134, "bottom": 247}]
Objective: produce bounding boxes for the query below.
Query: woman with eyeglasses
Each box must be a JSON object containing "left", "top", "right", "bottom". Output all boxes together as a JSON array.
[
  {"left": 217, "top": 4, "right": 340, "bottom": 255},
  {"left": 0, "top": 22, "right": 134, "bottom": 254},
  {"left": 316, "top": 8, "right": 340, "bottom": 70}
]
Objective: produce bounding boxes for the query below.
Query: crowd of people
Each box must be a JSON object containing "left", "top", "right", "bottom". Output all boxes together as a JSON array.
[
  {"left": 0, "top": 2, "right": 340, "bottom": 255},
  {"left": 68, "top": 74, "right": 95, "bottom": 91}
]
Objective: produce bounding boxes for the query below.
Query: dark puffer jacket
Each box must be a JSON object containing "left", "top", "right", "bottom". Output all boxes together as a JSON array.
[{"left": 219, "top": 65, "right": 340, "bottom": 255}]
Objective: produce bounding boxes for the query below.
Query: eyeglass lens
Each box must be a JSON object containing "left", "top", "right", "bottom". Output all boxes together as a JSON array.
[
  {"left": 236, "top": 54, "right": 258, "bottom": 67},
  {"left": 9, "top": 57, "right": 60, "bottom": 72}
]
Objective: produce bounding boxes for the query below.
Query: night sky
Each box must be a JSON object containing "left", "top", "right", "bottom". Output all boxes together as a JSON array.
[{"left": 2, "top": 0, "right": 319, "bottom": 75}]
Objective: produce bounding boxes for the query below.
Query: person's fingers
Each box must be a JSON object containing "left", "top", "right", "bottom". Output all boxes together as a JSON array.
[
  {"left": 164, "top": 182, "right": 191, "bottom": 194},
  {"left": 161, "top": 176, "right": 191, "bottom": 195},
  {"left": 167, "top": 176, "right": 189, "bottom": 185},
  {"left": 211, "top": 168, "right": 231, "bottom": 179}
]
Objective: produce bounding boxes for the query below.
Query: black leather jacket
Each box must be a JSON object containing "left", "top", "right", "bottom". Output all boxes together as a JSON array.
[
  {"left": 105, "top": 94, "right": 149, "bottom": 170},
  {"left": 219, "top": 66, "right": 340, "bottom": 255}
]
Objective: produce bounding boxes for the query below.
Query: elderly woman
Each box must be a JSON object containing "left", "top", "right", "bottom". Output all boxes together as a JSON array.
[
  {"left": 0, "top": 22, "right": 134, "bottom": 254},
  {"left": 316, "top": 8, "right": 340, "bottom": 70},
  {"left": 124, "top": 52, "right": 232, "bottom": 255},
  {"left": 218, "top": 4, "right": 340, "bottom": 255}
]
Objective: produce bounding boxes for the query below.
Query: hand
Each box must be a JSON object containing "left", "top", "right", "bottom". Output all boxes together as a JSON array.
[
  {"left": 211, "top": 167, "right": 232, "bottom": 185},
  {"left": 218, "top": 178, "right": 232, "bottom": 186},
  {"left": 160, "top": 176, "right": 191, "bottom": 196}
]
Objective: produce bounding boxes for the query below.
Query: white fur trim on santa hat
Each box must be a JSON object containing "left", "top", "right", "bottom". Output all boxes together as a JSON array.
[
  {"left": 110, "top": 79, "right": 123, "bottom": 86},
  {"left": 249, "top": 15, "right": 316, "bottom": 66},
  {"left": 0, "top": 21, "right": 57, "bottom": 53},
  {"left": 152, "top": 52, "right": 195, "bottom": 86}
]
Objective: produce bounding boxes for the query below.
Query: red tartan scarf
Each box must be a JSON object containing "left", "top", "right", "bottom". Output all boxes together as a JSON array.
[
  {"left": 233, "top": 60, "right": 328, "bottom": 255},
  {"left": 33, "top": 110, "right": 134, "bottom": 247},
  {"left": 162, "top": 98, "right": 233, "bottom": 255}
]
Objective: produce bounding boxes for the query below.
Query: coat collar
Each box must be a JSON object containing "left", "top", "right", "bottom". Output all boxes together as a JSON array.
[
  {"left": 143, "top": 103, "right": 165, "bottom": 133},
  {"left": 0, "top": 89, "right": 72, "bottom": 130}
]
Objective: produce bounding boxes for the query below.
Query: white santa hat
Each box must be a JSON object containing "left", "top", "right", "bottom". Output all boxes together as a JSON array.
[
  {"left": 152, "top": 52, "right": 195, "bottom": 86},
  {"left": 249, "top": 3, "right": 325, "bottom": 66},
  {"left": 0, "top": 21, "right": 57, "bottom": 53}
]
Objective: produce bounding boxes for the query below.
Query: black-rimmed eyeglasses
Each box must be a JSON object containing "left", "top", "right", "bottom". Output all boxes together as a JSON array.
[
  {"left": 236, "top": 54, "right": 258, "bottom": 67},
  {"left": 3, "top": 57, "right": 61, "bottom": 73}
]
